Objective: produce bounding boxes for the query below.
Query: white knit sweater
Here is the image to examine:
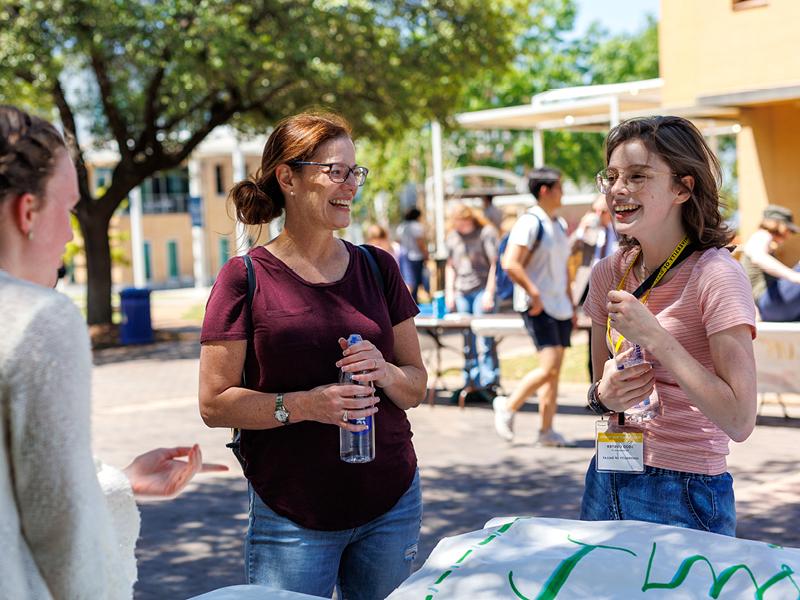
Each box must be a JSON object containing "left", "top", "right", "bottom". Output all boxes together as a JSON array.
[{"left": 0, "top": 271, "right": 139, "bottom": 599}]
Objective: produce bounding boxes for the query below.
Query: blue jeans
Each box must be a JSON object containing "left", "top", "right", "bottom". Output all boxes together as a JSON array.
[
  {"left": 455, "top": 289, "right": 499, "bottom": 389},
  {"left": 580, "top": 457, "right": 736, "bottom": 536},
  {"left": 758, "top": 263, "right": 800, "bottom": 322},
  {"left": 399, "top": 255, "right": 425, "bottom": 303},
  {"left": 246, "top": 470, "right": 422, "bottom": 599}
]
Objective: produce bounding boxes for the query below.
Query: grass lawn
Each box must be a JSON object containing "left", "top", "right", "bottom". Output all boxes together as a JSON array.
[
  {"left": 441, "top": 343, "right": 591, "bottom": 384},
  {"left": 500, "top": 343, "right": 590, "bottom": 383},
  {"left": 181, "top": 303, "right": 206, "bottom": 323}
]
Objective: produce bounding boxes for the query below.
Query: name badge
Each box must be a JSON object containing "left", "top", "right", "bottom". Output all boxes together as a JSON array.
[{"left": 595, "top": 420, "right": 644, "bottom": 473}]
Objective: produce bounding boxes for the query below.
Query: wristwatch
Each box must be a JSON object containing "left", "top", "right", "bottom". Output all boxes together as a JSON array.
[
  {"left": 587, "top": 382, "right": 611, "bottom": 415},
  {"left": 274, "top": 392, "right": 290, "bottom": 425}
]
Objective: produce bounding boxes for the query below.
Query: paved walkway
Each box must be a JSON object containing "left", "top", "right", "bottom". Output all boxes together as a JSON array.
[{"left": 90, "top": 329, "right": 800, "bottom": 599}]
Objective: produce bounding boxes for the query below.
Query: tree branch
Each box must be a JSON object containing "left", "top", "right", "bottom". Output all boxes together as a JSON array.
[
  {"left": 51, "top": 77, "right": 93, "bottom": 212},
  {"left": 82, "top": 36, "right": 132, "bottom": 159}
]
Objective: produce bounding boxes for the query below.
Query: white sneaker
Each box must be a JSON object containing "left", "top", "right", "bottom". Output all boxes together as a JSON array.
[
  {"left": 536, "top": 429, "right": 570, "bottom": 447},
  {"left": 492, "top": 396, "right": 514, "bottom": 442}
]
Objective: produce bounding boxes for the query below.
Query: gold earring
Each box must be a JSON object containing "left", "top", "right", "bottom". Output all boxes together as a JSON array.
[{"left": 27, "top": 230, "right": 34, "bottom": 241}]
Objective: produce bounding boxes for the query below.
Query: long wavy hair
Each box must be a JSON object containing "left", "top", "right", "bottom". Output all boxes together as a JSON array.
[{"left": 604, "top": 116, "right": 734, "bottom": 251}]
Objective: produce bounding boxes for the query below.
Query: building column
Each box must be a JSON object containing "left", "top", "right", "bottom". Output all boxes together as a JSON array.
[
  {"left": 129, "top": 185, "right": 146, "bottom": 288},
  {"left": 231, "top": 138, "right": 249, "bottom": 256},
  {"left": 188, "top": 158, "right": 210, "bottom": 287}
]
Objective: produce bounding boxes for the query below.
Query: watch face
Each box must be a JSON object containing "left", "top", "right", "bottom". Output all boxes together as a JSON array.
[{"left": 275, "top": 408, "right": 290, "bottom": 424}]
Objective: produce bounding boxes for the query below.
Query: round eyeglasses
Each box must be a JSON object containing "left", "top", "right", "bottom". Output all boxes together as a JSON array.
[
  {"left": 289, "top": 161, "right": 369, "bottom": 187},
  {"left": 596, "top": 168, "right": 677, "bottom": 194}
]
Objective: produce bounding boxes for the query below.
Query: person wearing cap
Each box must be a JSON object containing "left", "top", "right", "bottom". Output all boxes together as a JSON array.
[{"left": 741, "top": 204, "right": 800, "bottom": 322}]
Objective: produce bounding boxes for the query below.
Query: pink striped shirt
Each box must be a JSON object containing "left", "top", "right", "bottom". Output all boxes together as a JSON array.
[{"left": 584, "top": 247, "right": 756, "bottom": 475}]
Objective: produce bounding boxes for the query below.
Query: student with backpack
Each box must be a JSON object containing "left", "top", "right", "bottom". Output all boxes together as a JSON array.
[{"left": 492, "top": 167, "right": 575, "bottom": 447}]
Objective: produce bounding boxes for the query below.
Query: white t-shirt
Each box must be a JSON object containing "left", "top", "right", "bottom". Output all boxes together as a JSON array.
[
  {"left": 396, "top": 221, "right": 426, "bottom": 261},
  {"left": 507, "top": 205, "right": 573, "bottom": 320}
]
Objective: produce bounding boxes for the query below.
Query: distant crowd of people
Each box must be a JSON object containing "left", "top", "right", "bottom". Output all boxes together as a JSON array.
[{"left": 4, "top": 103, "right": 798, "bottom": 599}]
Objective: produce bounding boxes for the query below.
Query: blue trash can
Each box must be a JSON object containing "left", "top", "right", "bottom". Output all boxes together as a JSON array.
[{"left": 119, "top": 287, "right": 154, "bottom": 345}]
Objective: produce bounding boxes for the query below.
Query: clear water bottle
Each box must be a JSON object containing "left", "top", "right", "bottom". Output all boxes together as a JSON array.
[
  {"left": 339, "top": 333, "right": 376, "bottom": 463},
  {"left": 616, "top": 341, "right": 661, "bottom": 424}
]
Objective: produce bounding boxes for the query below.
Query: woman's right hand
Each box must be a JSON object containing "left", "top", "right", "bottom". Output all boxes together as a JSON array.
[
  {"left": 595, "top": 351, "right": 655, "bottom": 413},
  {"left": 305, "top": 383, "right": 379, "bottom": 432}
]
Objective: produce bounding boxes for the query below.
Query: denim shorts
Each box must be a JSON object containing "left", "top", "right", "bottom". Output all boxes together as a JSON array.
[
  {"left": 580, "top": 456, "right": 736, "bottom": 536},
  {"left": 246, "top": 470, "right": 422, "bottom": 599},
  {"left": 521, "top": 310, "right": 573, "bottom": 350}
]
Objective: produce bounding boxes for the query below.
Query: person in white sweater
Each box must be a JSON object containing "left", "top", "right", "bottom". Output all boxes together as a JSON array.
[{"left": 0, "top": 105, "right": 226, "bottom": 599}]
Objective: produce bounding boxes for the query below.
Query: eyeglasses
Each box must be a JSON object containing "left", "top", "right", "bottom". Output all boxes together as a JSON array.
[
  {"left": 289, "top": 161, "right": 369, "bottom": 187},
  {"left": 596, "top": 168, "right": 677, "bottom": 194}
]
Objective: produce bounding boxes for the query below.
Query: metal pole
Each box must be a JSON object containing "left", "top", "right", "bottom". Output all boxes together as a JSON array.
[
  {"left": 431, "top": 120, "right": 446, "bottom": 259},
  {"left": 532, "top": 128, "right": 544, "bottom": 167},
  {"left": 129, "top": 185, "right": 146, "bottom": 287},
  {"left": 609, "top": 96, "right": 620, "bottom": 128}
]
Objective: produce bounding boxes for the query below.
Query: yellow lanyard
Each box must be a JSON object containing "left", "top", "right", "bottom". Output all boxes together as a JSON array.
[{"left": 606, "top": 236, "right": 691, "bottom": 354}]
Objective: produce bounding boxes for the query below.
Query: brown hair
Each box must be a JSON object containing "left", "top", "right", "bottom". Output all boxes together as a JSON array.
[
  {"left": 604, "top": 116, "right": 733, "bottom": 250},
  {"left": 448, "top": 202, "right": 489, "bottom": 231},
  {"left": 230, "top": 111, "right": 352, "bottom": 225},
  {"left": 0, "top": 105, "right": 66, "bottom": 206}
]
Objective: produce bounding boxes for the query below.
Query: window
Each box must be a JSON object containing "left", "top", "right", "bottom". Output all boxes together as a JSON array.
[
  {"left": 219, "top": 237, "right": 230, "bottom": 264},
  {"left": 138, "top": 168, "right": 190, "bottom": 214},
  {"left": 167, "top": 240, "right": 179, "bottom": 280},
  {"left": 215, "top": 165, "right": 226, "bottom": 195},
  {"left": 732, "top": 0, "right": 768, "bottom": 10},
  {"left": 143, "top": 241, "right": 152, "bottom": 281}
]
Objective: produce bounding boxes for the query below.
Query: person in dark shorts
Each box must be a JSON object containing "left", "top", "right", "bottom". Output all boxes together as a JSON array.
[
  {"left": 199, "top": 112, "right": 427, "bottom": 599},
  {"left": 492, "top": 166, "right": 575, "bottom": 446}
]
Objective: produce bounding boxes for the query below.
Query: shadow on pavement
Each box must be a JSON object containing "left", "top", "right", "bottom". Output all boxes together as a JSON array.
[
  {"left": 134, "top": 476, "right": 248, "bottom": 600},
  {"left": 94, "top": 334, "right": 201, "bottom": 366},
  {"left": 417, "top": 457, "right": 585, "bottom": 567}
]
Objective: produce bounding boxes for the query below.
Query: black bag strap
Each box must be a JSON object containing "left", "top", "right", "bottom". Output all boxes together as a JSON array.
[
  {"left": 241, "top": 253, "right": 255, "bottom": 388},
  {"left": 357, "top": 244, "right": 386, "bottom": 294},
  {"left": 227, "top": 254, "right": 256, "bottom": 462}
]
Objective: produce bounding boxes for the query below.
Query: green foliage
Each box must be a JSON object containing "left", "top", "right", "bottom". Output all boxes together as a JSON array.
[
  {"left": 450, "top": 7, "right": 659, "bottom": 187},
  {"left": 0, "top": 0, "right": 529, "bottom": 323}
]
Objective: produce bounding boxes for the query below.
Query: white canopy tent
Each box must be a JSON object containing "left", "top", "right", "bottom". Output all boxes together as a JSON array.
[{"left": 427, "top": 78, "right": 741, "bottom": 258}]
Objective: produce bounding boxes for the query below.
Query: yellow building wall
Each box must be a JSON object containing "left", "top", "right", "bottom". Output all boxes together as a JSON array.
[
  {"left": 737, "top": 103, "right": 800, "bottom": 264},
  {"left": 114, "top": 213, "right": 194, "bottom": 285},
  {"left": 660, "top": 0, "right": 800, "bottom": 106},
  {"left": 199, "top": 155, "right": 272, "bottom": 281}
]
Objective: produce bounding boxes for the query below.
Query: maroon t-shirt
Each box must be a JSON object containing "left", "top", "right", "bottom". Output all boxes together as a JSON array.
[{"left": 201, "top": 241, "right": 419, "bottom": 530}]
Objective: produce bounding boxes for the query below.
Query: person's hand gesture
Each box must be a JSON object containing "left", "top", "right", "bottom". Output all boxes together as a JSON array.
[
  {"left": 123, "top": 444, "right": 228, "bottom": 498},
  {"left": 606, "top": 290, "right": 663, "bottom": 348}
]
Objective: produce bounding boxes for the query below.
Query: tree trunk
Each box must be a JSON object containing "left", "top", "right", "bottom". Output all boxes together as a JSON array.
[{"left": 81, "top": 214, "right": 114, "bottom": 326}]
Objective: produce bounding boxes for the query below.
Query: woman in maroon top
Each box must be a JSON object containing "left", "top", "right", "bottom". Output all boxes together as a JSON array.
[{"left": 199, "top": 111, "right": 426, "bottom": 599}]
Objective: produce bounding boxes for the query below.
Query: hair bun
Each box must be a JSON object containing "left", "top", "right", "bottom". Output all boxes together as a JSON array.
[{"left": 229, "top": 178, "right": 282, "bottom": 225}]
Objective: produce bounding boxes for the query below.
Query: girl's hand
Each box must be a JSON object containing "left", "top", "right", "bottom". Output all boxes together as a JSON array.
[
  {"left": 336, "top": 337, "right": 394, "bottom": 388},
  {"left": 596, "top": 348, "right": 656, "bottom": 413},
  {"left": 307, "top": 383, "right": 379, "bottom": 432},
  {"left": 606, "top": 290, "right": 663, "bottom": 350}
]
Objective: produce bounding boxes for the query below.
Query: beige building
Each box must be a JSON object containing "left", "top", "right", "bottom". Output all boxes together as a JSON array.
[
  {"left": 661, "top": 0, "right": 800, "bottom": 263},
  {"left": 79, "top": 129, "right": 270, "bottom": 288},
  {"left": 453, "top": 0, "right": 800, "bottom": 265}
]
